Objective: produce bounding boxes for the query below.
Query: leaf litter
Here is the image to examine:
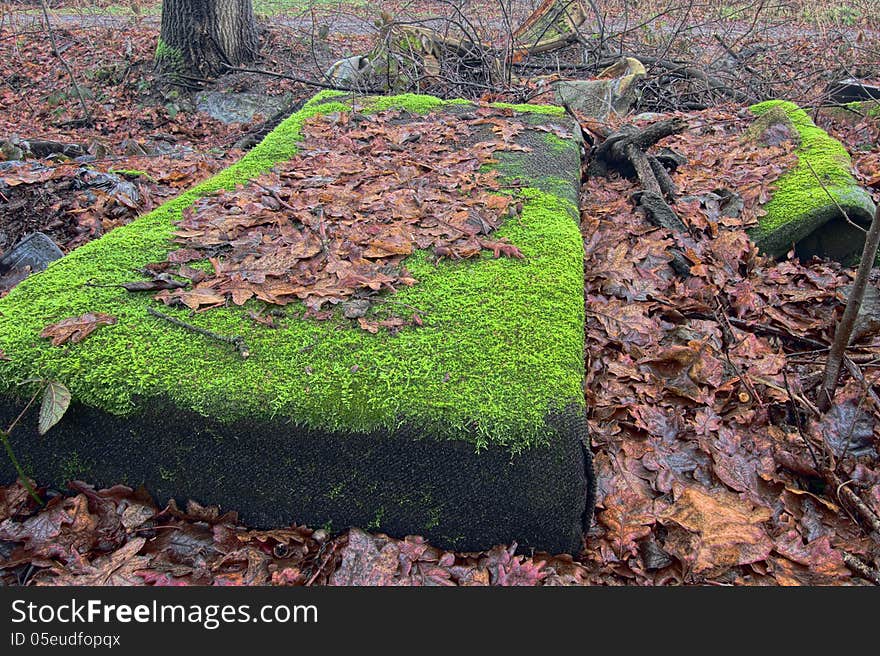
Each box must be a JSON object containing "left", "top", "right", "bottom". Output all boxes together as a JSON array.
[
  {"left": 149, "top": 106, "right": 526, "bottom": 329},
  {"left": 2, "top": 12, "right": 880, "bottom": 584},
  {"left": 5, "top": 103, "right": 880, "bottom": 585}
]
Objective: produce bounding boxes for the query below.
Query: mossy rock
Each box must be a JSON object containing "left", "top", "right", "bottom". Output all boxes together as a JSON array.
[
  {"left": 0, "top": 92, "right": 594, "bottom": 553},
  {"left": 748, "top": 100, "right": 876, "bottom": 262}
]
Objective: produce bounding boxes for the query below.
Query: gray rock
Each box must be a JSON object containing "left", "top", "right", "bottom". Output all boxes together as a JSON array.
[
  {"left": 0, "top": 231, "right": 63, "bottom": 272},
  {"left": 552, "top": 57, "right": 647, "bottom": 121},
  {"left": 196, "top": 91, "right": 294, "bottom": 125},
  {"left": 325, "top": 55, "right": 372, "bottom": 87},
  {"left": 342, "top": 299, "right": 371, "bottom": 319}
]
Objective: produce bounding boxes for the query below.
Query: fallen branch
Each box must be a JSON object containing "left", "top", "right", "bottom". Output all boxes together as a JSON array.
[
  {"left": 818, "top": 203, "right": 880, "bottom": 412},
  {"left": 588, "top": 118, "right": 691, "bottom": 275},
  {"left": 631, "top": 54, "right": 752, "bottom": 104},
  {"left": 842, "top": 552, "right": 880, "bottom": 585},
  {"left": 39, "top": 0, "right": 91, "bottom": 125},
  {"left": 147, "top": 307, "right": 249, "bottom": 359},
  {"left": 822, "top": 467, "right": 880, "bottom": 536}
]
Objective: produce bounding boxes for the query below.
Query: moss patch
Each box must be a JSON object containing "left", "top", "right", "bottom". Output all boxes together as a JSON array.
[
  {"left": 748, "top": 100, "right": 876, "bottom": 258},
  {"left": 0, "top": 93, "right": 593, "bottom": 551},
  {"left": 490, "top": 102, "right": 565, "bottom": 116},
  {"left": 0, "top": 93, "right": 585, "bottom": 452}
]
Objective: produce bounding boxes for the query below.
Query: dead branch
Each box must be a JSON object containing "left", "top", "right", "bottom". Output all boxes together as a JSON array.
[
  {"left": 821, "top": 467, "right": 880, "bottom": 536},
  {"left": 38, "top": 0, "right": 91, "bottom": 125},
  {"left": 588, "top": 118, "right": 691, "bottom": 275},
  {"left": 818, "top": 204, "right": 880, "bottom": 412},
  {"left": 147, "top": 307, "right": 250, "bottom": 359},
  {"left": 842, "top": 552, "right": 880, "bottom": 585}
]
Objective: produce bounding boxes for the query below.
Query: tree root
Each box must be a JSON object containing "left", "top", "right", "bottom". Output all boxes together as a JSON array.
[{"left": 587, "top": 118, "right": 691, "bottom": 276}]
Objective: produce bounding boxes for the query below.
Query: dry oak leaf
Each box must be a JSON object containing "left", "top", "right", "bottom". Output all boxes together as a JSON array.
[
  {"left": 330, "top": 528, "right": 401, "bottom": 586},
  {"left": 598, "top": 488, "right": 657, "bottom": 560},
  {"left": 659, "top": 485, "right": 773, "bottom": 575},
  {"left": 43, "top": 537, "right": 150, "bottom": 586},
  {"left": 40, "top": 313, "right": 117, "bottom": 346}
]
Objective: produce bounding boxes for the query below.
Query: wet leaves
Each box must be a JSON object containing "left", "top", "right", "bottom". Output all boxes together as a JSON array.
[
  {"left": 659, "top": 486, "right": 773, "bottom": 576},
  {"left": 0, "top": 484, "right": 590, "bottom": 587},
  {"left": 151, "top": 107, "right": 526, "bottom": 329},
  {"left": 580, "top": 105, "right": 879, "bottom": 585},
  {"left": 40, "top": 312, "right": 117, "bottom": 346}
]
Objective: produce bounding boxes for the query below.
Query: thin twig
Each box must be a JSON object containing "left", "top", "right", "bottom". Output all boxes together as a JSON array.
[
  {"left": 822, "top": 467, "right": 880, "bottom": 536},
  {"left": 804, "top": 159, "right": 865, "bottom": 233},
  {"left": 39, "top": 0, "right": 91, "bottom": 124},
  {"left": 2, "top": 385, "right": 45, "bottom": 504},
  {"left": 147, "top": 307, "right": 249, "bottom": 359},
  {"left": 842, "top": 552, "right": 880, "bottom": 585},
  {"left": 250, "top": 179, "right": 300, "bottom": 214},
  {"left": 818, "top": 204, "right": 880, "bottom": 412}
]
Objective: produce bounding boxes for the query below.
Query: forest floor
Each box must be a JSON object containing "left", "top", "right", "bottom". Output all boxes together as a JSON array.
[{"left": 1, "top": 0, "right": 879, "bottom": 585}]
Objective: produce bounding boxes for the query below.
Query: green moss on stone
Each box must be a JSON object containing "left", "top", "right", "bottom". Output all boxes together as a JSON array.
[
  {"left": 362, "top": 93, "right": 447, "bottom": 115},
  {"left": 0, "top": 94, "right": 585, "bottom": 453},
  {"left": 543, "top": 132, "right": 574, "bottom": 153},
  {"left": 490, "top": 102, "right": 565, "bottom": 116},
  {"left": 748, "top": 99, "right": 876, "bottom": 257}
]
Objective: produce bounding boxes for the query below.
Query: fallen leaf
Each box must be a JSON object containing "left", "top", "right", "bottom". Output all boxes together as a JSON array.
[
  {"left": 330, "top": 529, "right": 401, "bottom": 586},
  {"left": 659, "top": 486, "right": 773, "bottom": 575},
  {"left": 40, "top": 313, "right": 117, "bottom": 346},
  {"left": 38, "top": 381, "right": 71, "bottom": 436}
]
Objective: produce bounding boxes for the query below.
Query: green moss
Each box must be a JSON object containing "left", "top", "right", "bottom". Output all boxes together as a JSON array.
[
  {"left": 845, "top": 100, "right": 880, "bottom": 118},
  {"left": 368, "top": 505, "right": 386, "bottom": 530},
  {"left": 109, "top": 169, "right": 156, "bottom": 182},
  {"left": 360, "top": 93, "right": 447, "bottom": 115},
  {"left": 490, "top": 102, "right": 565, "bottom": 116},
  {"left": 58, "top": 451, "right": 86, "bottom": 482},
  {"left": 748, "top": 100, "right": 875, "bottom": 255},
  {"left": 0, "top": 94, "right": 584, "bottom": 453},
  {"left": 543, "top": 132, "right": 574, "bottom": 153},
  {"left": 154, "top": 38, "right": 182, "bottom": 65}
]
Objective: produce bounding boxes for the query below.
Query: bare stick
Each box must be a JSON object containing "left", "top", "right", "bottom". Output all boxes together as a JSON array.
[
  {"left": 39, "top": 0, "right": 91, "bottom": 124},
  {"left": 805, "top": 159, "right": 865, "bottom": 233},
  {"left": 147, "top": 307, "right": 250, "bottom": 359},
  {"left": 818, "top": 204, "right": 880, "bottom": 412},
  {"left": 842, "top": 552, "right": 880, "bottom": 585},
  {"left": 823, "top": 468, "right": 880, "bottom": 535}
]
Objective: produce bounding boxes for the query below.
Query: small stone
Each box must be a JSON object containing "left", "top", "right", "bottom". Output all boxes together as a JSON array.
[
  {"left": 121, "top": 139, "right": 151, "bottom": 157},
  {"left": 342, "top": 299, "right": 370, "bottom": 319}
]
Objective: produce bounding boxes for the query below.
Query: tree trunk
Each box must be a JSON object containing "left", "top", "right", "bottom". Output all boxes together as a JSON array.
[{"left": 157, "top": 0, "right": 258, "bottom": 79}]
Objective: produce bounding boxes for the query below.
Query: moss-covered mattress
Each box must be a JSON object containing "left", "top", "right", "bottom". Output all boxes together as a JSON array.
[
  {"left": 0, "top": 92, "right": 595, "bottom": 553},
  {"left": 748, "top": 100, "right": 876, "bottom": 262}
]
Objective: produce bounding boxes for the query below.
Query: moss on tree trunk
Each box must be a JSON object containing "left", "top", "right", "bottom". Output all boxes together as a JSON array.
[{"left": 156, "top": 0, "right": 258, "bottom": 79}]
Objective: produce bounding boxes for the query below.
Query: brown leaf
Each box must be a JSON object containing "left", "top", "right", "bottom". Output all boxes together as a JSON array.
[
  {"left": 40, "top": 313, "right": 117, "bottom": 346},
  {"left": 144, "top": 108, "right": 529, "bottom": 331},
  {"left": 597, "top": 489, "right": 656, "bottom": 560},
  {"left": 47, "top": 537, "right": 149, "bottom": 585},
  {"left": 330, "top": 529, "right": 401, "bottom": 586},
  {"left": 659, "top": 486, "right": 773, "bottom": 575}
]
